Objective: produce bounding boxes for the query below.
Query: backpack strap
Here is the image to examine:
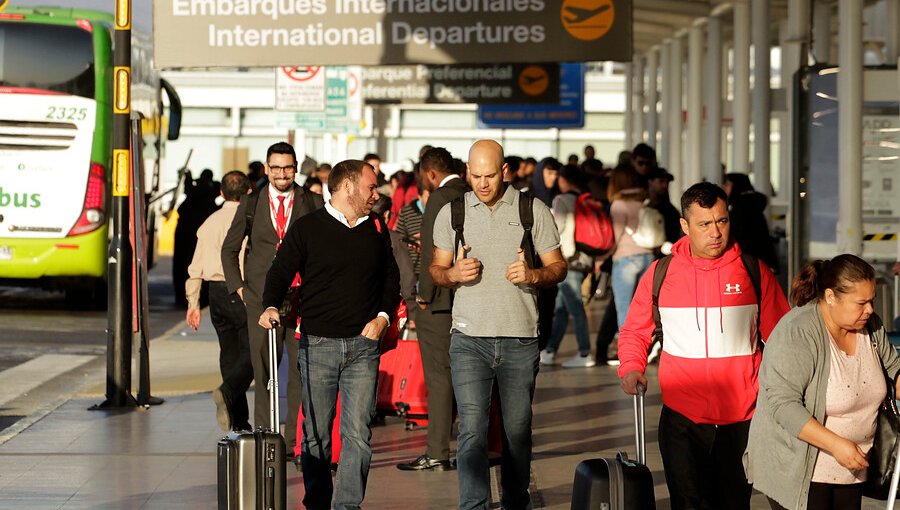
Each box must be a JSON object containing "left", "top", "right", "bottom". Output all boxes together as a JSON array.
[
  {"left": 651, "top": 255, "right": 674, "bottom": 344},
  {"left": 518, "top": 192, "right": 536, "bottom": 269},
  {"left": 450, "top": 196, "right": 466, "bottom": 263},
  {"left": 739, "top": 252, "right": 763, "bottom": 344}
]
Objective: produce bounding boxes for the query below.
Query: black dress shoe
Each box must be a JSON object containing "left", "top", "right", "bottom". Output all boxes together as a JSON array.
[{"left": 397, "top": 454, "right": 453, "bottom": 471}]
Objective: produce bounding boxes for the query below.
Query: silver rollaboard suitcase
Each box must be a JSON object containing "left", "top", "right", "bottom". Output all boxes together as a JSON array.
[
  {"left": 217, "top": 321, "right": 286, "bottom": 510},
  {"left": 570, "top": 384, "right": 656, "bottom": 510}
]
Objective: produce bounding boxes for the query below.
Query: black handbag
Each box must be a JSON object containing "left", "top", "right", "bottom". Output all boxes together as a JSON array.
[{"left": 864, "top": 332, "right": 900, "bottom": 500}]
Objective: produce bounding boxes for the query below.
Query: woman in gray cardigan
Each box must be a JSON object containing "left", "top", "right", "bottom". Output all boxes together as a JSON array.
[{"left": 744, "top": 254, "right": 900, "bottom": 510}]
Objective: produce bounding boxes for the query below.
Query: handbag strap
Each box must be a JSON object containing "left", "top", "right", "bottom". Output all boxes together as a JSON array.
[{"left": 867, "top": 322, "right": 899, "bottom": 413}]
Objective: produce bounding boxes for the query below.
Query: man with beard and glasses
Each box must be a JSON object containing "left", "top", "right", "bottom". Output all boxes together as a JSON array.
[
  {"left": 222, "top": 142, "right": 322, "bottom": 455},
  {"left": 259, "top": 159, "right": 401, "bottom": 510}
]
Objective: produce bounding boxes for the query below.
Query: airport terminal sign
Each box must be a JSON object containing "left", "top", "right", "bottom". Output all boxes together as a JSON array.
[
  {"left": 153, "top": 0, "right": 632, "bottom": 67},
  {"left": 363, "top": 63, "right": 559, "bottom": 104}
]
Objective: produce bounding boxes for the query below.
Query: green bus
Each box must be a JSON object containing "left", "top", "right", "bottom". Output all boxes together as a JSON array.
[{"left": 0, "top": 6, "right": 181, "bottom": 306}]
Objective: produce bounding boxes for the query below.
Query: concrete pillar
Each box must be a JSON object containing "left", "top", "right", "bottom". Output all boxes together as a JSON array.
[
  {"left": 633, "top": 54, "right": 645, "bottom": 146},
  {"left": 660, "top": 42, "right": 671, "bottom": 166},
  {"left": 625, "top": 62, "right": 634, "bottom": 151},
  {"left": 668, "top": 37, "right": 683, "bottom": 186},
  {"left": 733, "top": 0, "right": 751, "bottom": 175},
  {"left": 752, "top": 0, "right": 772, "bottom": 199},
  {"left": 813, "top": 0, "right": 832, "bottom": 63},
  {"left": 647, "top": 49, "right": 660, "bottom": 150},
  {"left": 706, "top": 16, "right": 723, "bottom": 185},
  {"left": 837, "top": 0, "right": 863, "bottom": 255},
  {"left": 373, "top": 106, "right": 389, "bottom": 160},
  {"left": 887, "top": 0, "right": 900, "bottom": 62},
  {"left": 687, "top": 24, "right": 704, "bottom": 186}
]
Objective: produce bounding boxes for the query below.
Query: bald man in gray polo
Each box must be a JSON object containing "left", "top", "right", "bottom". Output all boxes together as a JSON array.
[{"left": 430, "top": 140, "right": 566, "bottom": 510}]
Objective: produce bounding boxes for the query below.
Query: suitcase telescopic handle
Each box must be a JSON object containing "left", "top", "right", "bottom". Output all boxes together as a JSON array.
[
  {"left": 268, "top": 320, "right": 280, "bottom": 433},
  {"left": 633, "top": 383, "right": 646, "bottom": 466}
]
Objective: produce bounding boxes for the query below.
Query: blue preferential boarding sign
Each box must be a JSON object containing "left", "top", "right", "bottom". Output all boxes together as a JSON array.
[{"left": 477, "top": 63, "right": 585, "bottom": 129}]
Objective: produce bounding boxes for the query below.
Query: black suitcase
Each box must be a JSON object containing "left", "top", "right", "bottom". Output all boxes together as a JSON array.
[
  {"left": 571, "top": 385, "right": 656, "bottom": 510},
  {"left": 218, "top": 321, "right": 286, "bottom": 510}
]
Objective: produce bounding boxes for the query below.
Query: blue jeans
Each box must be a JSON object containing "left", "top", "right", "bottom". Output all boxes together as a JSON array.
[
  {"left": 546, "top": 269, "right": 590, "bottom": 354},
  {"left": 612, "top": 253, "right": 655, "bottom": 329},
  {"left": 450, "top": 330, "right": 540, "bottom": 510},
  {"left": 297, "top": 334, "right": 380, "bottom": 510}
]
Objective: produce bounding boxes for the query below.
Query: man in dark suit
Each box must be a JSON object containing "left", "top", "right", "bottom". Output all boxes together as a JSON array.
[
  {"left": 221, "top": 141, "right": 323, "bottom": 455},
  {"left": 397, "top": 147, "right": 470, "bottom": 471}
]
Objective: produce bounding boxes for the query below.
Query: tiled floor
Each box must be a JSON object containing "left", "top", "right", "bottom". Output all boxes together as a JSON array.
[{"left": 0, "top": 297, "right": 891, "bottom": 509}]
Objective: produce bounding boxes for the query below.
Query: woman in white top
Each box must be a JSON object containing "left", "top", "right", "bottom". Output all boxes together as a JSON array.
[{"left": 745, "top": 254, "right": 900, "bottom": 510}]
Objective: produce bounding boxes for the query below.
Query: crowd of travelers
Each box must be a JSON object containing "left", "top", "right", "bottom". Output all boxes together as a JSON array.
[{"left": 177, "top": 138, "right": 899, "bottom": 510}]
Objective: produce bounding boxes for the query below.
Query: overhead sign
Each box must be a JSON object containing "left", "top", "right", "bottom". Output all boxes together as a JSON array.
[
  {"left": 277, "top": 66, "right": 363, "bottom": 134},
  {"left": 275, "top": 66, "right": 325, "bottom": 111},
  {"left": 477, "top": 63, "right": 585, "bottom": 129},
  {"left": 363, "top": 63, "right": 559, "bottom": 105},
  {"left": 152, "top": 0, "right": 632, "bottom": 67}
]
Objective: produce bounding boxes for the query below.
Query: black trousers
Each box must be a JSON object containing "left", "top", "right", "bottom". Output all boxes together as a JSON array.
[
  {"left": 415, "top": 307, "right": 455, "bottom": 461},
  {"left": 595, "top": 294, "right": 618, "bottom": 363},
  {"left": 767, "top": 482, "right": 864, "bottom": 510},
  {"left": 658, "top": 406, "right": 752, "bottom": 510},
  {"left": 208, "top": 282, "right": 254, "bottom": 428},
  {"left": 245, "top": 299, "right": 301, "bottom": 451},
  {"left": 537, "top": 286, "right": 558, "bottom": 352}
]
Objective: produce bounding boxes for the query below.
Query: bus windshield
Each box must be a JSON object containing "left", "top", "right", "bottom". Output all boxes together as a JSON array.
[{"left": 0, "top": 22, "right": 94, "bottom": 98}]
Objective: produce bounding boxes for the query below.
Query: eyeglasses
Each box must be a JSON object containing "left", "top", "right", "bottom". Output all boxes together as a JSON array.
[{"left": 268, "top": 164, "right": 296, "bottom": 174}]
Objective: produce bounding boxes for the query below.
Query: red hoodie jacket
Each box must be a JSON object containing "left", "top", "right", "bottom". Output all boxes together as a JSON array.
[{"left": 617, "top": 237, "right": 789, "bottom": 425}]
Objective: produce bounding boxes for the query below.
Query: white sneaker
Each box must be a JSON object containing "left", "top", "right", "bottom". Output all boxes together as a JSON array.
[
  {"left": 539, "top": 350, "right": 556, "bottom": 365},
  {"left": 605, "top": 359, "right": 621, "bottom": 366},
  {"left": 562, "top": 355, "right": 597, "bottom": 368}
]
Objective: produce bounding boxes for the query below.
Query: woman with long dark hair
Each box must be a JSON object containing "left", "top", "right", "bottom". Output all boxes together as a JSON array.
[{"left": 745, "top": 254, "right": 900, "bottom": 510}]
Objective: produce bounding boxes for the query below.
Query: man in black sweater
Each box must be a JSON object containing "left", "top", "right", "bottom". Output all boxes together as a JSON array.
[{"left": 259, "top": 159, "right": 400, "bottom": 510}]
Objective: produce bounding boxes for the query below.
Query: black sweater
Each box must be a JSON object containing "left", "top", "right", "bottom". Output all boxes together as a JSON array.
[{"left": 262, "top": 208, "right": 401, "bottom": 338}]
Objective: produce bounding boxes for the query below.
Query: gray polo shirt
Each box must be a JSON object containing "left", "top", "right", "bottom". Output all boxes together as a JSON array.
[{"left": 433, "top": 185, "right": 560, "bottom": 338}]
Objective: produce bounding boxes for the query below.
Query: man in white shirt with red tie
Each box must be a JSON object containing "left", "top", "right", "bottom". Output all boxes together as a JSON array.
[{"left": 222, "top": 142, "right": 323, "bottom": 456}]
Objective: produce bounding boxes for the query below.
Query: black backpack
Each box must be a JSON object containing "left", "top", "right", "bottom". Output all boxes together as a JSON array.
[
  {"left": 651, "top": 252, "right": 762, "bottom": 346},
  {"left": 449, "top": 190, "right": 539, "bottom": 268}
]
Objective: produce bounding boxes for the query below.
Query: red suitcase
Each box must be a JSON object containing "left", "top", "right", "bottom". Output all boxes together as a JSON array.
[{"left": 377, "top": 337, "right": 428, "bottom": 429}]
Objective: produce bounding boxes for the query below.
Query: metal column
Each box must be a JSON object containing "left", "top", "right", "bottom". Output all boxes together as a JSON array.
[
  {"left": 785, "top": 0, "right": 810, "bottom": 282},
  {"left": 887, "top": 0, "right": 899, "bottom": 62},
  {"left": 813, "top": 0, "right": 832, "bottom": 63},
  {"left": 625, "top": 62, "right": 634, "bottom": 151},
  {"left": 668, "top": 36, "right": 683, "bottom": 185},
  {"left": 706, "top": 16, "right": 724, "bottom": 185},
  {"left": 733, "top": 0, "right": 752, "bottom": 175},
  {"left": 647, "top": 48, "right": 660, "bottom": 150},
  {"left": 687, "top": 23, "right": 704, "bottom": 186},
  {"left": 97, "top": 0, "right": 136, "bottom": 409},
  {"left": 660, "top": 42, "right": 671, "bottom": 165},
  {"left": 837, "top": 0, "right": 863, "bottom": 255},
  {"left": 752, "top": 0, "right": 772, "bottom": 199},
  {"left": 633, "top": 54, "right": 645, "bottom": 146}
]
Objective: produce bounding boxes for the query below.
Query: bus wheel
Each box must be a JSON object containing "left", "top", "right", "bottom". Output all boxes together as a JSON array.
[{"left": 65, "top": 279, "right": 107, "bottom": 310}]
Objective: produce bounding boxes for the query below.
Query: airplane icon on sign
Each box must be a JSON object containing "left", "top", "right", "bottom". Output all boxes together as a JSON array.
[
  {"left": 521, "top": 74, "right": 546, "bottom": 85},
  {"left": 564, "top": 4, "right": 610, "bottom": 24}
]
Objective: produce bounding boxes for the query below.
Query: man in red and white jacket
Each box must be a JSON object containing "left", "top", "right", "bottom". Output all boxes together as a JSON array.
[{"left": 619, "top": 182, "right": 789, "bottom": 510}]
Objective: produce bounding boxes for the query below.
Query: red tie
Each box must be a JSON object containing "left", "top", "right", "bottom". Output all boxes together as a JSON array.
[{"left": 276, "top": 196, "right": 287, "bottom": 240}]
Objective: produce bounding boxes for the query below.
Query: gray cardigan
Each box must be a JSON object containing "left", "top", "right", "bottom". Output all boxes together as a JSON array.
[{"left": 744, "top": 302, "right": 900, "bottom": 510}]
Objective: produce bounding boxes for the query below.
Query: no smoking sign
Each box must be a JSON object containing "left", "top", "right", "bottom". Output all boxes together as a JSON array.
[
  {"left": 281, "top": 66, "right": 321, "bottom": 82},
  {"left": 276, "top": 66, "right": 326, "bottom": 112}
]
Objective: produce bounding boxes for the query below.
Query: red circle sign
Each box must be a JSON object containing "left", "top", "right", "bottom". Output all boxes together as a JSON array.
[
  {"left": 348, "top": 71, "right": 360, "bottom": 97},
  {"left": 281, "top": 66, "right": 321, "bottom": 82}
]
